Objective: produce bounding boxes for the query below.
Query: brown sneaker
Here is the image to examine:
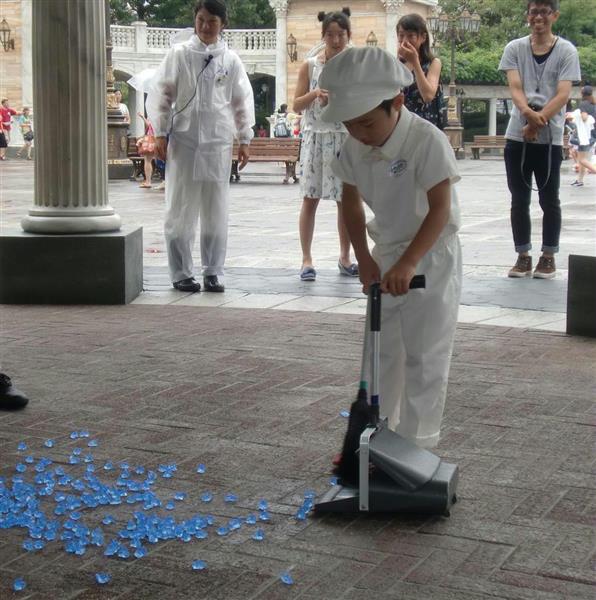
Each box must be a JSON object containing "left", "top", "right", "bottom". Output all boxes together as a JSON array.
[
  {"left": 508, "top": 255, "right": 532, "bottom": 278},
  {"left": 533, "top": 256, "right": 556, "bottom": 279}
]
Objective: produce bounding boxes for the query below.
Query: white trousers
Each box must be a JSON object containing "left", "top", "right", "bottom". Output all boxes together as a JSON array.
[
  {"left": 373, "top": 233, "right": 462, "bottom": 448},
  {"left": 164, "top": 138, "right": 230, "bottom": 282}
]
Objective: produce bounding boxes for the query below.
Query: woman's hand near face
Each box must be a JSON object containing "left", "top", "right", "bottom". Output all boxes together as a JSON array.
[{"left": 398, "top": 40, "right": 419, "bottom": 67}]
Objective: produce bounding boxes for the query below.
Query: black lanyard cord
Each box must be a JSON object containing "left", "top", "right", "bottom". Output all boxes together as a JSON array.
[{"left": 520, "top": 122, "right": 553, "bottom": 192}]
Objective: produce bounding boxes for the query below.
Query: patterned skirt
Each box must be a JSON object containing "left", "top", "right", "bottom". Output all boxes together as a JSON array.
[{"left": 299, "top": 130, "right": 347, "bottom": 202}]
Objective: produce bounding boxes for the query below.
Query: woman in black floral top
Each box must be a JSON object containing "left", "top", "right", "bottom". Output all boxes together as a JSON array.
[{"left": 397, "top": 14, "right": 444, "bottom": 129}]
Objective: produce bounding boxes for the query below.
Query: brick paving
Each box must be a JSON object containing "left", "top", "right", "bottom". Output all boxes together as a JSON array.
[{"left": 1, "top": 304, "right": 595, "bottom": 599}]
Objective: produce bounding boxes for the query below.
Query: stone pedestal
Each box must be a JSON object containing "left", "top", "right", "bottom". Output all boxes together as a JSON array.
[
  {"left": 566, "top": 255, "right": 596, "bottom": 338},
  {"left": 0, "top": 228, "right": 143, "bottom": 305},
  {"left": 22, "top": 0, "right": 121, "bottom": 234}
]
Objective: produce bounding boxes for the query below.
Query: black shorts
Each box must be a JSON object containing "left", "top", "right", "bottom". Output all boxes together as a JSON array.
[{"left": 0, "top": 132, "right": 7, "bottom": 148}]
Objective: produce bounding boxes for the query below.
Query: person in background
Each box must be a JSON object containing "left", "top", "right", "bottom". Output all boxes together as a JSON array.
[
  {"left": 0, "top": 98, "right": 18, "bottom": 145},
  {"left": 499, "top": 0, "right": 580, "bottom": 280},
  {"left": 137, "top": 112, "right": 156, "bottom": 189},
  {"left": 115, "top": 89, "right": 130, "bottom": 125},
  {"left": 397, "top": 13, "right": 444, "bottom": 129},
  {"left": 257, "top": 124, "right": 267, "bottom": 138},
  {"left": 569, "top": 101, "right": 596, "bottom": 187},
  {"left": 0, "top": 119, "right": 8, "bottom": 161},
  {"left": 16, "top": 107, "right": 34, "bottom": 160},
  {"left": 147, "top": 0, "right": 255, "bottom": 294},
  {"left": 293, "top": 7, "right": 358, "bottom": 282}
]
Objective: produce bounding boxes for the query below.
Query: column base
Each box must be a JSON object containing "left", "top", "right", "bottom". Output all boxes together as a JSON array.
[
  {"left": 0, "top": 226, "right": 143, "bottom": 305},
  {"left": 21, "top": 213, "right": 122, "bottom": 234},
  {"left": 443, "top": 126, "right": 465, "bottom": 159}
]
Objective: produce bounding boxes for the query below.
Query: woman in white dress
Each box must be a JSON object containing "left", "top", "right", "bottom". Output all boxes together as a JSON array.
[{"left": 293, "top": 7, "right": 358, "bottom": 281}]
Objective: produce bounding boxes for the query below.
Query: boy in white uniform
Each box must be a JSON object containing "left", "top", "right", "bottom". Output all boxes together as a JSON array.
[{"left": 320, "top": 47, "right": 462, "bottom": 448}]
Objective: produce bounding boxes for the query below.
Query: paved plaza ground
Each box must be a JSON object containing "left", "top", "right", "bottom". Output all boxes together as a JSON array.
[{"left": 0, "top": 158, "right": 595, "bottom": 598}]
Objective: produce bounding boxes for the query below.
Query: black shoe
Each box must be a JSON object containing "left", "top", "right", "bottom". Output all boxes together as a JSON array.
[
  {"left": 173, "top": 277, "right": 201, "bottom": 293},
  {"left": 203, "top": 275, "right": 225, "bottom": 293},
  {"left": 0, "top": 373, "right": 29, "bottom": 410}
]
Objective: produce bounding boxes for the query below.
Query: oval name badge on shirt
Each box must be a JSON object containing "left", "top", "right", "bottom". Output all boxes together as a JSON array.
[{"left": 388, "top": 159, "right": 407, "bottom": 177}]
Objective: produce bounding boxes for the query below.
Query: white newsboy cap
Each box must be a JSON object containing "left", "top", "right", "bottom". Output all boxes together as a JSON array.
[{"left": 320, "top": 46, "right": 413, "bottom": 123}]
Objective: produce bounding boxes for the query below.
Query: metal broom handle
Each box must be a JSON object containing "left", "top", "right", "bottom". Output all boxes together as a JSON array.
[{"left": 368, "top": 275, "right": 425, "bottom": 426}]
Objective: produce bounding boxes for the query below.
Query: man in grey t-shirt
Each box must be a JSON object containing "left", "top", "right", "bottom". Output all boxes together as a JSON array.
[{"left": 498, "top": 0, "right": 580, "bottom": 280}]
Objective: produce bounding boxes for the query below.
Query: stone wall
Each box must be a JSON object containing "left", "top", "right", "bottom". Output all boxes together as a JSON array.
[{"left": 0, "top": 0, "right": 23, "bottom": 107}]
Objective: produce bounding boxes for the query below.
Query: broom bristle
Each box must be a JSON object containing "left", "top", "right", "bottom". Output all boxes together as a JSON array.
[{"left": 334, "top": 388, "right": 371, "bottom": 485}]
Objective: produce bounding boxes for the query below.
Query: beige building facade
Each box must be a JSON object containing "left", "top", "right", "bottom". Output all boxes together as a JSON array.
[
  {"left": 0, "top": 0, "right": 32, "bottom": 109},
  {"left": 272, "top": 0, "right": 437, "bottom": 106}
]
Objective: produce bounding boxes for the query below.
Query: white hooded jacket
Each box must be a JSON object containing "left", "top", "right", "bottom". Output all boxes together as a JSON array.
[{"left": 147, "top": 34, "right": 255, "bottom": 182}]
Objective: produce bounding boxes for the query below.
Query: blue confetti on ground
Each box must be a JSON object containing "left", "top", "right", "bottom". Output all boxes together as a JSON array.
[
  {"left": 280, "top": 571, "right": 294, "bottom": 585},
  {"left": 0, "top": 430, "right": 320, "bottom": 595}
]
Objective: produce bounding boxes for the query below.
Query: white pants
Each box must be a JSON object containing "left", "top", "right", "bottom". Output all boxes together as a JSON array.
[
  {"left": 373, "top": 233, "right": 462, "bottom": 448},
  {"left": 164, "top": 138, "right": 230, "bottom": 282}
]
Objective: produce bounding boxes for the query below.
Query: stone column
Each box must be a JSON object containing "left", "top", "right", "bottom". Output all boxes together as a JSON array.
[
  {"left": 384, "top": 0, "right": 404, "bottom": 56},
  {"left": 269, "top": 0, "right": 288, "bottom": 110},
  {"left": 488, "top": 97, "right": 497, "bottom": 136},
  {"left": 22, "top": 0, "right": 120, "bottom": 234}
]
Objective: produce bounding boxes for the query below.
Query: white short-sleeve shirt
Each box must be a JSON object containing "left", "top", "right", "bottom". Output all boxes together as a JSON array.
[{"left": 332, "top": 107, "right": 461, "bottom": 247}]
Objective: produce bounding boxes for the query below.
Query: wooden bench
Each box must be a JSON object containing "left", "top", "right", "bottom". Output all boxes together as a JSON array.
[
  {"left": 127, "top": 136, "right": 145, "bottom": 180},
  {"left": 231, "top": 138, "right": 301, "bottom": 183},
  {"left": 470, "top": 134, "right": 570, "bottom": 159},
  {"left": 470, "top": 135, "right": 506, "bottom": 159}
]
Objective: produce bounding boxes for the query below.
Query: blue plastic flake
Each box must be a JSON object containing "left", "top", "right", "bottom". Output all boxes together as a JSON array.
[
  {"left": 70, "top": 431, "right": 79, "bottom": 439},
  {"left": 165, "top": 501, "right": 175, "bottom": 511},
  {"left": 330, "top": 476, "right": 339, "bottom": 485},
  {"left": 174, "top": 491, "right": 186, "bottom": 501},
  {"left": 295, "top": 509, "right": 307, "bottom": 521},
  {"left": 195, "top": 529, "right": 208, "bottom": 540},
  {"left": 216, "top": 526, "right": 229, "bottom": 536},
  {"left": 245, "top": 514, "right": 257, "bottom": 525},
  {"left": 72, "top": 447, "right": 82, "bottom": 456},
  {"left": 252, "top": 528, "right": 265, "bottom": 541},
  {"left": 280, "top": 571, "right": 294, "bottom": 585},
  {"left": 104, "top": 540, "right": 119, "bottom": 556},
  {"left": 80, "top": 430, "right": 90, "bottom": 438},
  {"left": 69, "top": 456, "right": 80, "bottom": 465},
  {"left": 25, "top": 455, "right": 34, "bottom": 464},
  {"left": 340, "top": 409, "right": 350, "bottom": 418},
  {"left": 84, "top": 454, "right": 94, "bottom": 463},
  {"left": 44, "top": 439, "right": 55, "bottom": 448},
  {"left": 95, "top": 572, "right": 111, "bottom": 585},
  {"left": 13, "top": 578, "right": 26, "bottom": 592},
  {"left": 134, "top": 546, "right": 147, "bottom": 559},
  {"left": 200, "top": 492, "right": 213, "bottom": 503},
  {"left": 15, "top": 463, "right": 27, "bottom": 473},
  {"left": 192, "top": 560, "right": 207, "bottom": 571},
  {"left": 117, "top": 545, "right": 130, "bottom": 559},
  {"left": 103, "top": 461, "right": 114, "bottom": 471},
  {"left": 258, "top": 511, "right": 270, "bottom": 522},
  {"left": 229, "top": 518, "right": 242, "bottom": 530},
  {"left": 17, "top": 441, "right": 27, "bottom": 451},
  {"left": 134, "top": 466, "right": 145, "bottom": 475},
  {"left": 196, "top": 463, "right": 206, "bottom": 474},
  {"left": 258, "top": 499, "right": 268, "bottom": 511},
  {"left": 102, "top": 515, "right": 115, "bottom": 525},
  {"left": 224, "top": 493, "right": 238, "bottom": 503},
  {"left": 304, "top": 489, "right": 316, "bottom": 499},
  {"left": 88, "top": 439, "right": 99, "bottom": 447}
]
